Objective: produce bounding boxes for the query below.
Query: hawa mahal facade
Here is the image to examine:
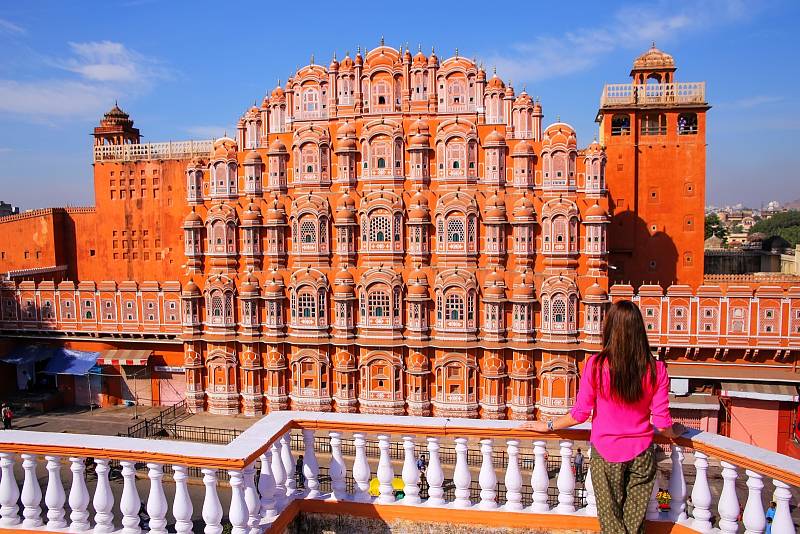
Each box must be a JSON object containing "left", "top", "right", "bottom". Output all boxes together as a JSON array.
[{"left": 1, "top": 44, "right": 798, "bottom": 452}]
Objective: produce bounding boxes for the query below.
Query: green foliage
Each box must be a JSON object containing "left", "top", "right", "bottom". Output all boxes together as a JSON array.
[
  {"left": 705, "top": 213, "right": 727, "bottom": 240},
  {"left": 749, "top": 210, "right": 800, "bottom": 247}
]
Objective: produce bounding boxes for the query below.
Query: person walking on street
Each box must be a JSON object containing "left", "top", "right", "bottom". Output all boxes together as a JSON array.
[
  {"left": 766, "top": 501, "right": 776, "bottom": 534},
  {"left": 574, "top": 448, "right": 585, "bottom": 482},
  {"left": 296, "top": 455, "right": 305, "bottom": 489},
  {"left": 519, "top": 300, "right": 685, "bottom": 534},
  {"left": 1, "top": 403, "right": 12, "bottom": 430}
]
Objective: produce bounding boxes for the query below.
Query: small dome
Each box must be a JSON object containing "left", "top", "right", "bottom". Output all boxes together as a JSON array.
[
  {"left": 100, "top": 103, "right": 133, "bottom": 127},
  {"left": 514, "top": 91, "right": 533, "bottom": 107},
  {"left": 268, "top": 138, "right": 287, "bottom": 154},
  {"left": 182, "top": 280, "right": 200, "bottom": 296},
  {"left": 244, "top": 150, "right": 262, "bottom": 163},
  {"left": 632, "top": 44, "right": 675, "bottom": 71},
  {"left": 407, "top": 284, "right": 428, "bottom": 298},
  {"left": 585, "top": 283, "right": 608, "bottom": 300},
  {"left": 240, "top": 273, "right": 260, "bottom": 295},
  {"left": 513, "top": 194, "right": 536, "bottom": 220},
  {"left": 484, "top": 194, "right": 507, "bottom": 221},
  {"left": 336, "top": 193, "right": 356, "bottom": 211},
  {"left": 427, "top": 49, "right": 438, "bottom": 66},
  {"left": 413, "top": 50, "right": 427, "bottom": 66},
  {"left": 585, "top": 203, "right": 608, "bottom": 219},
  {"left": 484, "top": 285, "right": 506, "bottom": 299},
  {"left": 485, "top": 269, "right": 506, "bottom": 287},
  {"left": 484, "top": 129, "right": 506, "bottom": 146},
  {"left": 410, "top": 133, "right": 429, "bottom": 148},
  {"left": 267, "top": 197, "right": 287, "bottom": 222},
  {"left": 486, "top": 73, "right": 505, "bottom": 90},
  {"left": 184, "top": 210, "right": 202, "bottom": 225},
  {"left": 409, "top": 118, "right": 430, "bottom": 136},
  {"left": 512, "top": 140, "right": 536, "bottom": 156},
  {"left": 337, "top": 121, "right": 356, "bottom": 138},
  {"left": 264, "top": 270, "right": 284, "bottom": 294},
  {"left": 334, "top": 267, "right": 355, "bottom": 296},
  {"left": 271, "top": 85, "right": 285, "bottom": 99},
  {"left": 213, "top": 136, "right": 237, "bottom": 160},
  {"left": 336, "top": 136, "right": 357, "bottom": 151},
  {"left": 242, "top": 203, "right": 262, "bottom": 222},
  {"left": 189, "top": 156, "right": 206, "bottom": 169}
]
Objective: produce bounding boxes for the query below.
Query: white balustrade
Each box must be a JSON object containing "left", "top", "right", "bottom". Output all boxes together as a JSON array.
[
  {"left": 0, "top": 452, "right": 20, "bottom": 526},
  {"left": 352, "top": 433, "right": 371, "bottom": 503},
  {"left": 92, "top": 459, "right": 115, "bottom": 534},
  {"left": 20, "top": 454, "right": 42, "bottom": 527},
  {"left": 172, "top": 465, "right": 194, "bottom": 534},
  {"left": 376, "top": 434, "right": 395, "bottom": 504},
  {"left": 44, "top": 456, "right": 66, "bottom": 529},
  {"left": 583, "top": 448, "right": 597, "bottom": 516},
  {"left": 478, "top": 439, "right": 497, "bottom": 510},
  {"left": 258, "top": 452, "right": 277, "bottom": 520},
  {"left": 453, "top": 437, "right": 472, "bottom": 508},
  {"left": 67, "top": 457, "right": 90, "bottom": 531},
  {"left": 556, "top": 440, "right": 575, "bottom": 513},
  {"left": 646, "top": 465, "right": 662, "bottom": 520},
  {"left": 228, "top": 470, "right": 249, "bottom": 534},
  {"left": 668, "top": 445, "right": 687, "bottom": 522},
  {"left": 425, "top": 437, "right": 445, "bottom": 506},
  {"left": 530, "top": 440, "right": 549, "bottom": 512},
  {"left": 504, "top": 440, "right": 523, "bottom": 511},
  {"left": 401, "top": 436, "right": 421, "bottom": 504},
  {"left": 120, "top": 461, "right": 142, "bottom": 534},
  {"left": 147, "top": 463, "right": 169, "bottom": 534},
  {"left": 302, "top": 429, "right": 320, "bottom": 498},
  {"left": 270, "top": 441, "right": 287, "bottom": 506},
  {"left": 201, "top": 468, "right": 223, "bottom": 534},
  {"left": 742, "top": 470, "right": 765, "bottom": 534},
  {"left": 717, "top": 461, "right": 740, "bottom": 534},
  {"left": 243, "top": 463, "right": 261, "bottom": 534},
  {"left": 772, "top": 480, "right": 794, "bottom": 533},
  {"left": 281, "top": 433, "right": 297, "bottom": 497},
  {"left": 690, "top": 451, "right": 713, "bottom": 532},
  {"left": 328, "top": 432, "right": 347, "bottom": 501}
]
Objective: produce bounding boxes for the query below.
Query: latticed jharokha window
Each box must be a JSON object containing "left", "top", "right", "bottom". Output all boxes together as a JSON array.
[
  {"left": 300, "top": 220, "right": 317, "bottom": 243},
  {"left": 368, "top": 291, "right": 390, "bottom": 318},
  {"left": 446, "top": 294, "right": 464, "bottom": 321},
  {"left": 447, "top": 218, "right": 465, "bottom": 243},
  {"left": 298, "top": 292, "right": 316, "bottom": 318},
  {"left": 369, "top": 216, "right": 391, "bottom": 242}
]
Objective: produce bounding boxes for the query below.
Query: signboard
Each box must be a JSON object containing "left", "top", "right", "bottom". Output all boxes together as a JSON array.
[{"left": 154, "top": 366, "right": 184, "bottom": 373}]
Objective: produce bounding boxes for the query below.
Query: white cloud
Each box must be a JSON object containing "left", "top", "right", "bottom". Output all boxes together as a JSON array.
[
  {"left": 184, "top": 126, "right": 230, "bottom": 139},
  {"left": 483, "top": 0, "right": 754, "bottom": 84},
  {"left": 0, "top": 18, "right": 25, "bottom": 35},
  {"left": 724, "top": 95, "right": 784, "bottom": 108},
  {"left": 0, "top": 40, "right": 169, "bottom": 121}
]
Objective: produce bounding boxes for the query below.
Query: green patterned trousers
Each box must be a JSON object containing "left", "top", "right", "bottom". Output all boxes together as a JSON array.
[{"left": 590, "top": 445, "right": 656, "bottom": 534}]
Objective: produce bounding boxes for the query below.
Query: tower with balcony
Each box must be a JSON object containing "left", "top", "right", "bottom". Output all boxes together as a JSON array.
[{"left": 597, "top": 44, "right": 709, "bottom": 288}]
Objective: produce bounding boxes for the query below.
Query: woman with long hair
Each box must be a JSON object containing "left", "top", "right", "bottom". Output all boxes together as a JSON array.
[{"left": 521, "top": 300, "right": 685, "bottom": 534}]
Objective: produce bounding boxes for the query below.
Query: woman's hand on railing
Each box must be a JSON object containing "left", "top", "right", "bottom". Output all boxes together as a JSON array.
[
  {"left": 655, "top": 422, "right": 687, "bottom": 440},
  {"left": 517, "top": 420, "right": 549, "bottom": 433}
]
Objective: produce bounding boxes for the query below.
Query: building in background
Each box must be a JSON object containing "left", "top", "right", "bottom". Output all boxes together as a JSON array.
[
  {"left": 0, "top": 44, "right": 798, "bottom": 456},
  {"left": 0, "top": 202, "right": 18, "bottom": 217}
]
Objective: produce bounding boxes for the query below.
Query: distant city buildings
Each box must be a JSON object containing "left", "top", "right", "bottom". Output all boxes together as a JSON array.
[{"left": 0, "top": 202, "right": 19, "bottom": 217}]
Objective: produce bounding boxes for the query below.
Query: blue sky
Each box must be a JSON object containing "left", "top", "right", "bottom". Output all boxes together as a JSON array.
[{"left": 0, "top": 0, "right": 797, "bottom": 209}]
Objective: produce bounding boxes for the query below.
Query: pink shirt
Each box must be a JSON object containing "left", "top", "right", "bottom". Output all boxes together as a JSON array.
[{"left": 570, "top": 354, "right": 673, "bottom": 463}]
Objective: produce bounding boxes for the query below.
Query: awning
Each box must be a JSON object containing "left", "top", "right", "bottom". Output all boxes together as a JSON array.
[
  {"left": 97, "top": 349, "right": 152, "bottom": 366},
  {"left": 0, "top": 345, "right": 57, "bottom": 365},
  {"left": 667, "top": 362, "right": 800, "bottom": 384},
  {"left": 720, "top": 382, "right": 799, "bottom": 402},
  {"left": 669, "top": 394, "right": 720, "bottom": 411},
  {"left": 42, "top": 349, "right": 100, "bottom": 376}
]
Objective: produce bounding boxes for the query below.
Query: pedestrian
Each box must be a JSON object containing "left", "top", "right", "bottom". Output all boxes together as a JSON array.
[
  {"left": 1, "top": 403, "right": 12, "bottom": 430},
  {"left": 766, "top": 501, "right": 776, "bottom": 534},
  {"left": 416, "top": 453, "right": 427, "bottom": 474},
  {"left": 574, "top": 448, "right": 584, "bottom": 482},
  {"left": 296, "top": 455, "right": 305, "bottom": 489},
  {"left": 520, "top": 300, "right": 685, "bottom": 534}
]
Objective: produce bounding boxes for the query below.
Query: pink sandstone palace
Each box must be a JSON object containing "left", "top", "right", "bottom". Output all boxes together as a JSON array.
[{"left": 1, "top": 43, "right": 798, "bottom": 456}]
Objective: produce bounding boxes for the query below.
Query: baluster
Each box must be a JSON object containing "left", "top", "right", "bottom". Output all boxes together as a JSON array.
[
  {"left": 668, "top": 445, "right": 687, "bottom": 522},
  {"left": 172, "top": 466, "right": 194, "bottom": 534},
  {"left": 530, "top": 440, "right": 549, "bottom": 512},
  {"left": 352, "top": 433, "right": 372, "bottom": 503},
  {"left": 281, "top": 433, "right": 296, "bottom": 497},
  {"left": 20, "top": 454, "right": 43, "bottom": 527},
  {"left": 690, "top": 451, "right": 713, "bottom": 532},
  {"left": 147, "top": 463, "right": 169, "bottom": 534},
  {"left": 302, "top": 429, "right": 320, "bottom": 498},
  {"left": 742, "top": 470, "right": 765, "bottom": 534},
  {"left": 504, "top": 440, "right": 523, "bottom": 511},
  {"left": 67, "top": 457, "right": 90, "bottom": 531},
  {"left": 771, "top": 480, "right": 793, "bottom": 534},
  {"left": 119, "top": 461, "right": 141, "bottom": 534},
  {"left": 92, "top": 459, "right": 115, "bottom": 534},
  {"left": 0, "top": 452, "right": 20, "bottom": 527},
  {"left": 376, "top": 434, "right": 395, "bottom": 504},
  {"left": 243, "top": 463, "right": 261, "bottom": 534},
  {"left": 258, "top": 452, "right": 277, "bottom": 520},
  {"left": 718, "top": 462, "right": 740, "bottom": 534},
  {"left": 556, "top": 440, "right": 576, "bottom": 513},
  {"left": 270, "top": 441, "right": 287, "bottom": 507},
  {"left": 401, "top": 436, "right": 421, "bottom": 504},
  {"left": 425, "top": 437, "right": 445, "bottom": 506},
  {"left": 228, "top": 470, "right": 249, "bottom": 534},
  {"left": 477, "top": 439, "right": 497, "bottom": 510},
  {"left": 328, "top": 432, "right": 347, "bottom": 501},
  {"left": 453, "top": 437, "right": 471, "bottom": 508},
  {"left": 583, "top": 448, "right": 597, "bottom": 516},
  {"left": 646, "top": 466, "right": 662, "bottom": 520},
  {"left": 201, "top": 468, "right": 223, "bottom": 534},
  {"left": 44, "top": 456, "right": 66, "bottom": 530}
]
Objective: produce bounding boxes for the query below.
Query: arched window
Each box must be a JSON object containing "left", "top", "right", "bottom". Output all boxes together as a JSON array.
[
  {"left": 373, "top": 81, "right": 390, "bottom": 108},
  {"left": 448, "top": 79, "right": 466, "bottom": 107},
  {"left": 446, "top": 141, "right": 465, "bottom": 173},
  {"left": 301, "top": 144, "right": 318, "bottom": 175},
  {"left": 371, "top": 140, "right": 390, "bottom": 173},
  {"left": 446, "top": 293, "right": 464, "bottom": 321},
  {"left": 302, "top": 88, "right": 319, "bottom": 113},
  {"left": 370, "top": 215, "right": 391, "bottom": 242},
  {"left": 300, "top": 220, "right": 316, "bottom": 243},
  {"left": 611, "top": 114, "right": 630, "bottom": 136},
  {"left": 678, "top": 113, "right": 698, "bottom": 135},
  {"left": 368, "top": 291, "right": 390, "bottom": 318},
  {"left": 641, "top": 113, "right": 666, "bottom": 136},
  {"left": 447, "top": 218, "right": 464, "bottom": 243}
]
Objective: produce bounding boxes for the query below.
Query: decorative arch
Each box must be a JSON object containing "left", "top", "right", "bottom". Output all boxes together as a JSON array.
[
  {"left": 358, "top": 189, "right": 404, "bottom": 254},
  {"left": 206, "top": 350, "right": 237, "bottom": 394},
  {"left": 434, "top": 191, "right": 479, "bottom": 255},
  {"left": 290, "top": 193, "right": 331, "bottom": 256},
  {"left": 204, "top": 275, "right": 235, "bottom": 327},
  {"left": 540, "top": 276, "right": 579, "bottom": 335},
  {"left": 541, "top": 198, "right": 580, "bottom": 255},
  {"left": 434, "top": 269, "right": 478, "bottom": 333},
  {"left": 292, "top": 125, "right": 331, "bottom": 184},
  {"left": 289, "top": 267, "right": 329, "bottom": 329},
  {"left": 359, "top": 119, "right": 404, "bottom": 177},
  {"left": 435, "top": 119, "right": 478, "bottom": 179},
  {"left": 357, "top": 268, "right": 403, "bottom": 329}
]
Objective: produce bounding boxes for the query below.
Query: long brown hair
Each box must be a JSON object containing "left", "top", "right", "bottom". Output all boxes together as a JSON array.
[{"left": 594, "top": 300, "right": 656, "bottom": 403}]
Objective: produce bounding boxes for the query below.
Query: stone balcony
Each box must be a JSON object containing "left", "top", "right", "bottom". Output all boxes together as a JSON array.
[
  {"left": 0, "top": 411, "right": 797, "bottom": 533},
  {"left": 600, "top": 82, "right": 706, "bottom": 108}
]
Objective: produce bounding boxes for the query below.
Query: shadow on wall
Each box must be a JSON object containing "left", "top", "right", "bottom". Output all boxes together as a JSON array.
[{"left": 607, "top": 209, "right": 678, "bottom": 289}]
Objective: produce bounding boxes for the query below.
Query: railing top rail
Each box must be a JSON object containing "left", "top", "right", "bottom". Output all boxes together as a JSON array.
[{"left": 1, "top": 410, "right": 798, "bottom": 486}]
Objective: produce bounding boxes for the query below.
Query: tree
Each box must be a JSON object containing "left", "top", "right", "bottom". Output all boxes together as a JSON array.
[
  {"left": 749, "top": 210, "right": 800, "bottom": 247},
  {"left": 705, "top": 213, "right": 727, "bottom": 240}
]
